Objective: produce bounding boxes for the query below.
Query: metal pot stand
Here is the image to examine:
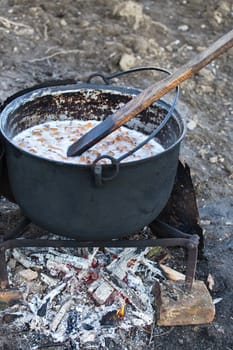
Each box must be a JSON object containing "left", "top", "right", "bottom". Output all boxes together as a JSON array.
[{"left": 0, "top": 160, "right": 201, "bottom": 292}]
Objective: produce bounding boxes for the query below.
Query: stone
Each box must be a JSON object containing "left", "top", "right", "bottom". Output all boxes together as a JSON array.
[
  {"left": 198, "top": 67, "right": 215, "bottom": 82},
  {"left": 133, "top": 37, "right": 149, "bottom": 55},
  {"left": 209, "top": 156, "right": 218, "bottom": 164},
  {"left": 60, "top": 18, "right": 67, "bottom": 26},
  {"left": 178, "top": 24, "right": 189, "bottom": 31},
  {"left": 156, "top": 280, "right": 215, "bottom": 326},
  {"left": 119, "top": 53, "right": 136, "bottom": 70},
  {"left": 187, "top": 120, "right": 197, "bottom": 130},
  {"left": 213, "top": 11, "right": 223, "bottom": 24},
  {"left": 113, "top": 1, "right": 144, "bottom": 30},
  {"left": 80, "top": 20, "right": 89, "bottom": 28},
  {"left": 207, "top": 274, "right": 215, "bottom": 290},
  {"left": 218, "top": 1, "right": 230, "bottom": 12}
]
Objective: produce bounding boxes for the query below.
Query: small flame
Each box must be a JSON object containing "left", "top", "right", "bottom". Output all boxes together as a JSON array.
[{"left": 116, "top": 303, "right": 125, "bottom": 319}]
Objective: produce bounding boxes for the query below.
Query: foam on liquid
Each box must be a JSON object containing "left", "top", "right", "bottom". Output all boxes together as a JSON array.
[{"left": 13, "top": 120, "right": 164, "bottom": 164}]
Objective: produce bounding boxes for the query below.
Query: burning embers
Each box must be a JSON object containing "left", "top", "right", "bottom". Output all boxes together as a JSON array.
[
  {"left": 116, "top": 303, "right": 125, "bottom": 319},
  {"left": 2, "top": 243, "right": 165, "bottom": 348},
  {"left": 0, "top": 161, "right": 208, "bottom": 348}
]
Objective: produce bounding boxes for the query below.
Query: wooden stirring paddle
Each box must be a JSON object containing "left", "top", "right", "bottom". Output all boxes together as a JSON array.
[{"left": 67, "top": 29, "right": 233, "bottom": 157}]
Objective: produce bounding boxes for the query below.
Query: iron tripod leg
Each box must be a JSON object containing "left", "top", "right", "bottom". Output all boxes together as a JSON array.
[
  {"left": 0, "top": 246, "right": 9, "bottom": 289},
  {"left": 0, "top": 216, "right": 31, "bottom": 289},
  {"left": 152, "top": 220, "right": 200, "bottom": 291},
  {"left": 185, "top": 234, "right": 199, "bottom": 291}
]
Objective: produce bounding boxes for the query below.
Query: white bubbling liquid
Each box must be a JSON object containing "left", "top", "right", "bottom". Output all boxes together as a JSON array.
[{"left": 13, "top": 120, "right": 164, "bottom": 164}]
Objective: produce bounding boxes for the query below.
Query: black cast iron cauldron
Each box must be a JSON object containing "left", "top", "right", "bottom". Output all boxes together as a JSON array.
[
  {"left": 0, "top": 77, "right": 186, "bottom": 240},
  {"left": 0, "top": 137, "right": 3, "bottom": 184}
]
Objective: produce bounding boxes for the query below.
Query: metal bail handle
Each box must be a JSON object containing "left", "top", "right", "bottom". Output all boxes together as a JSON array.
[
  {"left": 87, "top": 66, "right": 178, "bottom": 88},
  {"left": 87, "top": 66, "right": 179, "bottom": 165},
  {"left": 92, "top": 155, "right": 120, "bottom": 186}
]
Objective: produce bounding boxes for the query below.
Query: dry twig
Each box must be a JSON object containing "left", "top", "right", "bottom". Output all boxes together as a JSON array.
[
  {"left": 148, "top": 318, "right": 156, "bottom": 345},
  {"left": 0, "top": 16, "right": 34, "bottom": 35},
  {"left": 154, "top": 327, "right": 174, "bottom": 337},
  {"left": 28, "top": 49, "right": 82, "bottom": 63}
]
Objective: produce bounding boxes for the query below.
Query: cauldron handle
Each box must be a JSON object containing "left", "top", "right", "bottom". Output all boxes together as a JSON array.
[
  {"left": 88, "top": 67, "right": 179, "bottom": 164},
  {"left": 69, "top": 67, "right": 179, "bottom": 158},
  {"left": 92, "top": 155, "right": 120, "bottom": 186},
  {"left": 88, "top": 67, "right": 178, "bottom": 183},
  {"left": 86, "top": 66, "right": 178, "bottom": 86},
  {"left": 87, "top": 66, "right": 179, "bottom": 163}
]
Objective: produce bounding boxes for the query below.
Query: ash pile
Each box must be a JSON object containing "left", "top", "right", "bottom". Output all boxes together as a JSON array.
[{"left": 1, "top": 235, "right": 169, "bottom": 350}]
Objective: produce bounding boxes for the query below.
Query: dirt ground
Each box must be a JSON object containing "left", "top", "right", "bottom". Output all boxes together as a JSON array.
[{"left": 0, "top": 0, "right": 232, "bottom": 349}]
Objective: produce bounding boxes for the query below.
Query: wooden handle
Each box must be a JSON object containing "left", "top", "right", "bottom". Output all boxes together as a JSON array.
[{"left": 67, "top": 29, "right": 233, "bottom": 157}]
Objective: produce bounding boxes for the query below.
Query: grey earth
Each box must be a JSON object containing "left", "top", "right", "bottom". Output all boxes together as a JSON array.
[{"left": 0, "top": 0, "right": 232, "bottom": 349}]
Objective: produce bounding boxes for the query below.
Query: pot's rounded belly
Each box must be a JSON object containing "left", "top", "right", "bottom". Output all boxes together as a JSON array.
[{"left": 6, "top": 141, "right": 179, "bottom": 241}]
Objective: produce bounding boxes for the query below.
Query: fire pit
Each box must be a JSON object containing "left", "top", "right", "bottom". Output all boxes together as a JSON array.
[
  {"left": 0, "top": 159, "right": 204, "bottom": 348},
  {"left": 0, "top": 159, "right": 201, "bottom": 291}
]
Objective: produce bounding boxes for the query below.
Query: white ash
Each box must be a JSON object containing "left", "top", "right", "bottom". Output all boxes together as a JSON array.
[
  {"left": 2, "top": 244, "right": 166, "bottom": 349},
  {"left": 12, "top": 248, "right": 42, "bottom": 270},
  {"left": 106, "top": 247, "right": 138, "bottom": 280},
  {"left": 19, "top": 268, "right": 38, "bottom": 281},
  {"left": 45, "top": 252, "right": 90, "bottom": 270},
  {"left": 50, "top": 298, "right": 74, "bottom": 332},
  {"left": 40, "top": 272, "right": 59, "bottom": 287}
]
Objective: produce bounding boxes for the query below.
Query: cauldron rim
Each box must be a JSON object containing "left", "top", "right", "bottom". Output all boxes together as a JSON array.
[{"left": 0, "top": 82, "right": 186, "bottom": 167}]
